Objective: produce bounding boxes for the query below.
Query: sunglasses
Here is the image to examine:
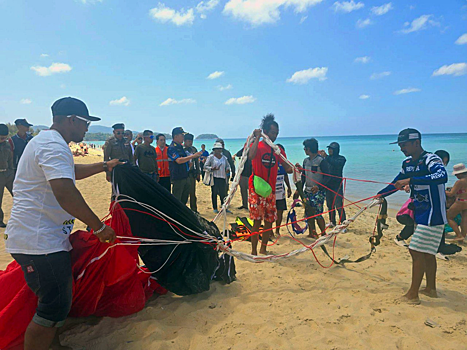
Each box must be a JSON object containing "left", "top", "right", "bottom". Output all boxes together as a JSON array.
[
  {"left": 68, "top": 115, "right": 91, "bottom": 127},
  {"left": 116, "top": 132, "right": 124, "bottom": 135}
]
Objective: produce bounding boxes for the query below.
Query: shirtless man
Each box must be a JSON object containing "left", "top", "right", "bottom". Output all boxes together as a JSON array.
[{"left": 445, "top": 163, "right": 467, "bottom": 241}]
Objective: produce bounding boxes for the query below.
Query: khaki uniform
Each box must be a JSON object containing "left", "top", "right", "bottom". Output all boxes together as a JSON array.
[
  {"left": 0, "top": 141, "right": 14, "bottom": 222},
  {"left": 103, "top": 136, "right": 133, "bottom": 164}
]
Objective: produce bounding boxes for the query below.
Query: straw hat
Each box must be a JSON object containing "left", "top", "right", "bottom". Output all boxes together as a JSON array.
[
  {"left": 452, "top": 163, "right": 467, "bottom": 176},
  {"left": 212, "top": 142, "right": 224, "bottom": 150}
]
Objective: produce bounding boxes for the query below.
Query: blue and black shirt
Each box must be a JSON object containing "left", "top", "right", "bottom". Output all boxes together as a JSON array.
[
  {"left": 168, "top": 141, "right": 189, "bottom": 181},
  {"left": 378, "top": 151, "right": 447, "bottom": 226}
]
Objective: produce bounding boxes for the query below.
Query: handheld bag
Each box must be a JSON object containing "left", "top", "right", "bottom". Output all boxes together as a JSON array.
[{"left": 203, "top": 170, "right": 214, "bottom": 186}]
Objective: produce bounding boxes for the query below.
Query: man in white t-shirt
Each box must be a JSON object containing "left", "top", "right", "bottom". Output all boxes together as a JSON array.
[{"left": 5, "top": 97, "right": 121, "bottom": 350}]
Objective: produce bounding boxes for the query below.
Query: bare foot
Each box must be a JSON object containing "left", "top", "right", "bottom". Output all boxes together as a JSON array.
[
  {"left": 419, "top": 288, "right": 438, "bottom": 298},
  {"left": 251, "top": 249, "right": 258, "bottom": 256},
  {"left": 259, "top": 248, "right": 269, "bottom": 255},
  {"left": 396, "top": 295, "right": 421, "bottom": 305},
  {"left": 448, "top": 237, "right": 464, "bottom": 243}
]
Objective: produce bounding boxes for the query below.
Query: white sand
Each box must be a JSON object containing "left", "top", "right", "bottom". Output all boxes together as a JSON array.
[{"left": 1, "top": 150, "right": 466, "bottom": 349}]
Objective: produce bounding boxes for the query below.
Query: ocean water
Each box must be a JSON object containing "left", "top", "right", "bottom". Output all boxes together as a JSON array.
[{"left": 89, "top": 133, "right": 467, "bottom": 208}]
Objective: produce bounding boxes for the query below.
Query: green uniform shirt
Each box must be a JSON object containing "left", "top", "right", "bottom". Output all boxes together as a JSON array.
[
  {"left": 0, "top": 141, "right": 13, "bottom": 171},
  {"left": 135, "top": 143, "right": 158, "bottom": 174},
  {"left": 103, "top": 136, "right": 133, "bottom": 164}
]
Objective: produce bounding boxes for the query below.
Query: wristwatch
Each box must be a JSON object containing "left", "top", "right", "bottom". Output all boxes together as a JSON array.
[{"left": 103, "top": 161, "right": 108, "bottom": 171}]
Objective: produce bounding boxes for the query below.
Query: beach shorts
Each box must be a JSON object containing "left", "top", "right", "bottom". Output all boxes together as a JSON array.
[
  {"left": 249, "top": 184, "right": 277, "bottom": 223},
  {"left": 408, "top": 224, "right": 444, "bottom": 256},
  {"left": 276, "top": 198, "right": 287, "bottom": 211},
  {"left": 305, "top": 189, "right": 325, "bottom": 219},
  {"left": 12, "top": 251, "right": 73, "bottom": 327}
]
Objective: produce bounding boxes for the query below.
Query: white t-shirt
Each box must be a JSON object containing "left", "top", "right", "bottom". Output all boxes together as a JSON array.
[{"left": 5, "top": 129, "right": 76, "bottom": 255}]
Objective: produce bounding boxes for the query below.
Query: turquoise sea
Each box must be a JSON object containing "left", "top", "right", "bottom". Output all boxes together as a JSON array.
[{"left": 89, "top": 133, "right": 467, "bottom": 208}]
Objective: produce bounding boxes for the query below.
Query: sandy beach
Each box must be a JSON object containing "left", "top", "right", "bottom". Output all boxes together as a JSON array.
[{"left": 1, "top": 149, "right": 466, "bottom": 350}]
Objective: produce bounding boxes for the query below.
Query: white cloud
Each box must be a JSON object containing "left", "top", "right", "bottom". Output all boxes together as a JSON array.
[
  {"left": 79, "top": 0, "right": 103, "bottom": 4},
  {"left": 370, "top": 71, "right": 391, "bottom": 80},
  {"left": 20, "top": 98, "right": 32, "bottom": 104},
  {"left": 30, "top": 62, "right": 72, "bottom": 77},
  {"left": 400, "top": 14, "right": 439, "bottom": 34},
  {"left": 218, "top": 84, "right": 233, "bottom": 91},
  {"left": 455, "top": 33, "right": 467, "bottom": 45},
  {"left": 207, "top": 71, "right": 225, "bottom": 79},
  {"left": 300, "top": 15, "right": 308, "bottom": 24},
  {"left": 223, "top": 0, "right": 324, "bottom": 26},
  {"left": 160, "top": 98, "right": 196, "bottom": 106},
  {"left": 225, "top": 95, "right": 256, "bottom": 105},
  {"left": 394, "top": 87, "right": 421, "bottom": 95},
  {"left": 149, "top": 3, "right": 195, "bottom": 26},
  {"left": 196, "top": 0, "right": 219, "bottom": 13},
  {"left": 332, "top": 1, "right": 364, "bottom": 13},
  {"left": 354, "top": 56, "right": 371, "bottom": 64},
  {"left": 356, "top": 18, "right": 372, "bottom": 28},
  {"left": 432, "top": 63, "right": 467, "bottom": 77},
  {"left": 40, "top": 53, "right": 49, "bottom": 57},
  {"left": 359, "top": 94, "right": 370, "bottom": 99},
  {"left": 286, "top": 67, "right": 328, "bottom": 84},
  {"left": 371, "top": 2, "right": 393, "bottom": 16},
  {"left": 109, "top": 96, "right": 130, "bottom": 106}
]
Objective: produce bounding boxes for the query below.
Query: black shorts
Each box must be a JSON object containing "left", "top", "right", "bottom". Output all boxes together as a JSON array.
[
  {"left": 276, "top": 198, "right": 287, "bottom": 211},
  {"left": 12, "top": 251, "right": 73, "bottom": 328}
]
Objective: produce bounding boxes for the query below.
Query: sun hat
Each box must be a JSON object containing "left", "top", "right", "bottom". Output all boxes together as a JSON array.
[
  {"left": 212, "top": 142, "right": 223, "bottom": 150},
  {"left": 452, "top": 163, "right": 467, "bottom": 176}
]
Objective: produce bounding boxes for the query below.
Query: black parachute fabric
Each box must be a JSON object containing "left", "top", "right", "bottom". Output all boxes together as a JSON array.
[{"left": 112, "top": 164, "right": 236, "bottom": 295}]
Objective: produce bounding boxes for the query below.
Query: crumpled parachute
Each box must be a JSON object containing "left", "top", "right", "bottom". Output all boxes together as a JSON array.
[
  {"left": 0, "top": 205, "right": 167, "bottom": 350},
  {"left": 111, "top": 164, "right": 236, "bottom": 295}
]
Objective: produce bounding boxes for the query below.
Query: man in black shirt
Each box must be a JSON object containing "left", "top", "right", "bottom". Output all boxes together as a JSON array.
[
  {"left": 184, "top": 133, "right": 201, "bottom": 212},
  {"left": 320, "top": 142, "right": 347, "bottom": 226},
  {"left": 11, "top": 119, "right": 33, "bottom": 170},
  {"left": 235, "top": 147, "right": 252, "bottom": 210}
]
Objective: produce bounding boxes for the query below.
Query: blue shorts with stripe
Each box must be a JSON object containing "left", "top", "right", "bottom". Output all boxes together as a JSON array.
[{"left": 409, "top": 224, "right": 444, "bottom": 255}]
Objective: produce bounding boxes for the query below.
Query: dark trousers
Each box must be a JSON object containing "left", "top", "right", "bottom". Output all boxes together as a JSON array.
[
  {"left": 326, "top": 187, "right": 346, "bottom": 225},
  {"left": 159, "top": 176, "right": 171, "bottom": 193},
  {"left": 143, "top": 172, "right": 158, "bottom": 182},
  {"left": 239, "top": 175, "right": 249, "bottom": 208},
  {"left": 188, "top": 175, "right": 198, "bottom": 212},
  {"left": 211, "top": 177, "right": 227, "bottom": 210},
  {"left": 172, "top": 177, "right": 190, "bottom": 205},
  {"left": 0, "top": 171, "right": 14, "bottom": 222}
]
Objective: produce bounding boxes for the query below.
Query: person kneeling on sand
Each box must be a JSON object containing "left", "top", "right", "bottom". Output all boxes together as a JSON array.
[
  {"left": 248, "top": 114, "right": 292, "bottom": 255},
  {"left": 5, "top": 97, "right": 121, "bottom": 350},
  {"left": 377, "top": 128, "right": 447, "bottom": 304},
  {"left": 445, "top": 163, "right": 467, "bottom": 242}
]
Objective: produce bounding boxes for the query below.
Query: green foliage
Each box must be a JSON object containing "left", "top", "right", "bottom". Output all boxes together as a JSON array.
[
  {"left": 196, "top": 133, "right": 219, "bottom": 140},
  {"left": 83, "top": 133, "right": 112, "bottom": 141}
]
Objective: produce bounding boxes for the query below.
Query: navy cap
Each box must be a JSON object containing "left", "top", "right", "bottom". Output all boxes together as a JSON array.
[
  {"left": 184, "top": 133, "right": 194, "bottom": 141},
  {"left": 0, "top": 124, "right": 8, "bottom": 136},
  {"left": 390, "top": 128, "right": 421, "bottom": 145},
  {"left": 15, "top": 119, "right": 33, "bottom": 127},
  {"left": 172, "top": 127, "right": 187, "bottom": 137},
  {"left": 51, "top": 97, "right": 100, "bottom": 121},
  {"left": 143, "top": 130, "right": 153, "bottom": 137},
  {"left": 112, "top": 123, "right": 125, "bottom": 130}
]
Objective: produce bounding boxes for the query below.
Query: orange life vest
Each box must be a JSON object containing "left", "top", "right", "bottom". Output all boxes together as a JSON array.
[{"left": 156, "top": 146, "right": 170, "bottom": 178}]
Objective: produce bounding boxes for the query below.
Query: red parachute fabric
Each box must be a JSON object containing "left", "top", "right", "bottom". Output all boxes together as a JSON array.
[{"left": 0, "top": 203, "right": 167, "bottom": 349}]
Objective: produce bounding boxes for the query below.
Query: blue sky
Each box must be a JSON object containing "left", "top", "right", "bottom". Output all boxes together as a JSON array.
[{"left": 0, "top": 0, "right": 466, "bottom": 138}]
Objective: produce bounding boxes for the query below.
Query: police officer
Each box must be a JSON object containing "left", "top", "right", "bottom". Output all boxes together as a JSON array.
[
  {"left": 0, "top": 124, "right": 14, "bottom": 228},
  {"left": 184, "top": 133, "right": 201, "bottom": 212},
  {"left": 167, "top": 127, "right": 202, "bottom": 204},
  {"left": 103, "top": 123, "right": 133, "bottom": 166},
  {"left": 11, "top": 119, "right": 33, "bottom": 170}
]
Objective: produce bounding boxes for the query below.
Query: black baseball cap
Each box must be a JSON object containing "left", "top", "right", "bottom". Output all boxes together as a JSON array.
[
  {"left": 390, "top": 128, "right": 421, "bottom": 145},
  {"left": 172, "top": 127, "right": 187, "bottom": 137},
  {"left": 112, "top": 123, "right": 125, "bottom": 130},
  {"left": 327, "top": 142, "right": 339, "bottom": 149},
  {"left": 15, "top": 119, "right": 33, "bottom": 127},
  {"left": 0, "top": 124, "right": 8, "bottom": 136},
  {"left": 143, "top": 130, "right": 153, "bottom": 136},
  {"left": 184, "top": 133, "right": 194, "bottom": 141},
  {"left": 51, "top": 97, "right": 100, "bottom": 121}
]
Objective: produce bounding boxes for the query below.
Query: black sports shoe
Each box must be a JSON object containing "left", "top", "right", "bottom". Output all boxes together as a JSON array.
[
  {"left": 237, "top": 206, "right": 248, "bottom": 210},
  {"left": 0, "top": 222, "right": 6, "bottom": 228}
]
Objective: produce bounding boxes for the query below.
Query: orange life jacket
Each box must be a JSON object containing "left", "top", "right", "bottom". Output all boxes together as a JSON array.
[{"left": 156, "top": 146, "right": 170, "bottom": 178}]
